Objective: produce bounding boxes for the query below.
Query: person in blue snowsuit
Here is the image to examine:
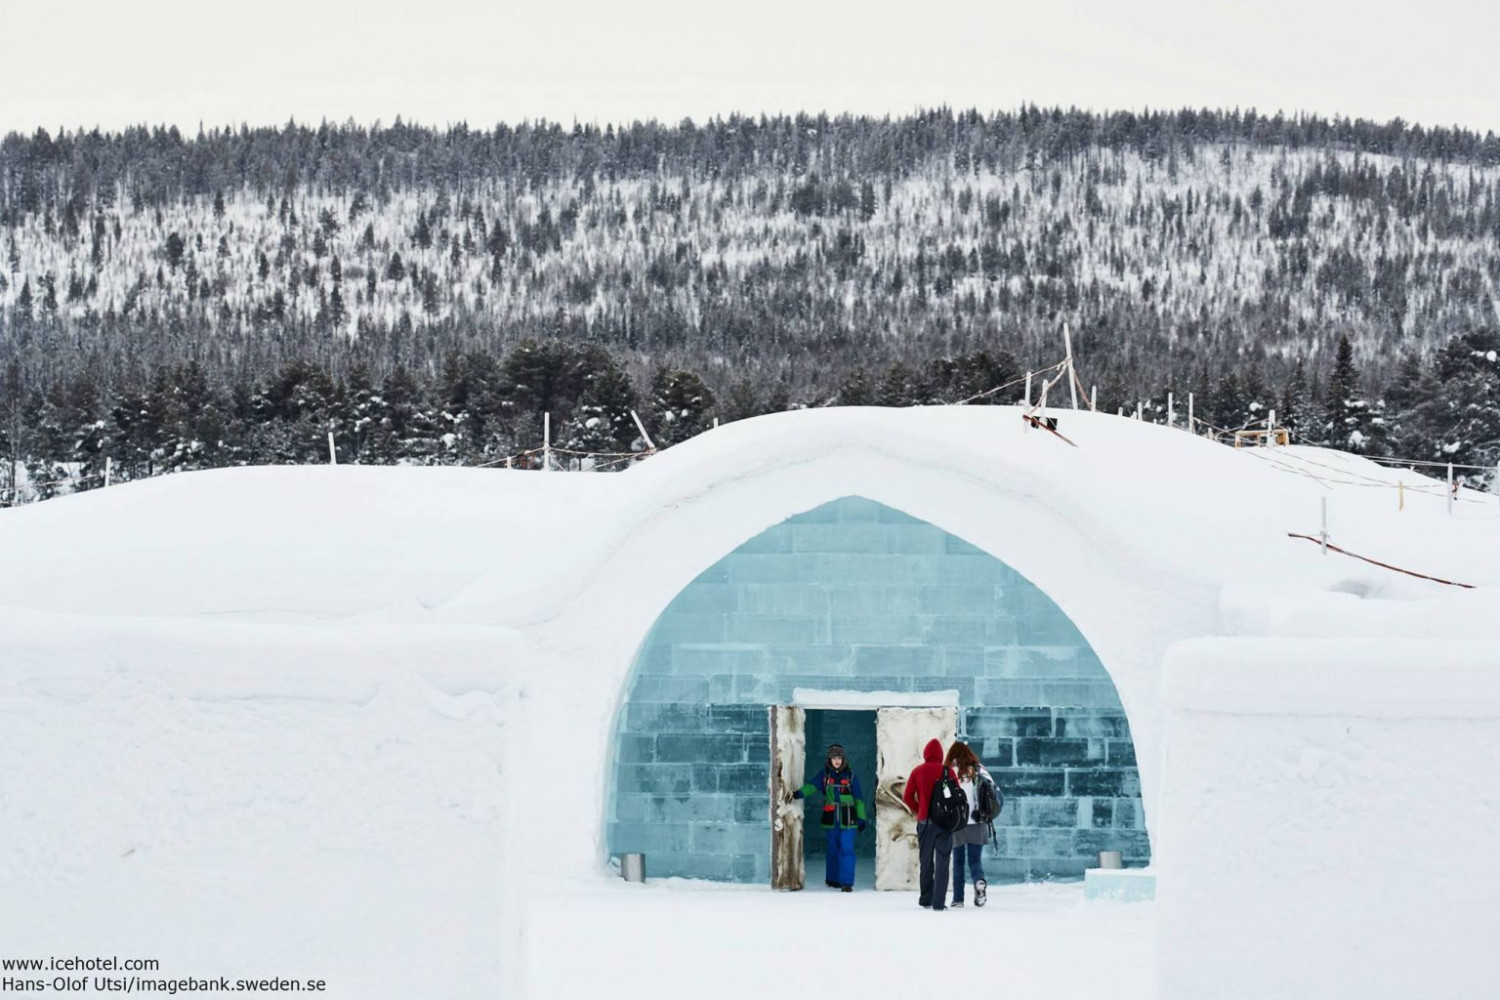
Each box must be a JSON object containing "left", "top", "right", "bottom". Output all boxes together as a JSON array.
[{"left": 793, "top": 744, "right": 868, "bottom": 891}]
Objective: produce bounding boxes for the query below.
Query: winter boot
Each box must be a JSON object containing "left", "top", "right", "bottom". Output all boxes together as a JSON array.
[
  {"left": 840, "top": 885, "right": 852, "bottom": 892},
  {"left": 975, "top": 879, "right": 988, "bottom": 907},
  {"left": 951, "top": 899, "right": 964, "bottom": 907}
]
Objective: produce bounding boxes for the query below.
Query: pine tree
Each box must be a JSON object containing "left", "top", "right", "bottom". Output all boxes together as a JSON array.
[
  {"left": 719, "top": 378, "right": 764, "bottom": 422},
  {"left": 164, "top": 232, "right": 186, "bottom": 270},
  {"left": 1384, "top": 354, "right": 1438, "bottom": 459},
  {"left": 836, "top": 368, "right": 877, "bottom": 406},
  {"left": 564, "top": 361, "right": 640, "bottom": 456},
  {"left": 1323, "top": 334, "right": 1373, "bottom": 451},
  {"left": 1210, "top": 371, "right": 1245, "bottom": 430},
  {"left": 1279, "top": 358, "right": 1317, "bottom": 444},
  {"left": 1428, "top": 331, "right": 1500, "bottom": 468},
  {"left": 2, "top": 360, "right": 23, "bottom": 502},
  {"left": 646, "top": 367, "right": 716, "bottom": 446}
]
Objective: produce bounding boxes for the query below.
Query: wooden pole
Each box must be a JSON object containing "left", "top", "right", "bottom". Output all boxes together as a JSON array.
[
  {"left": 631, "top": 410, "right": 658, "bottom": 453},
  {"left": 1447, "top": 463, "right": 1454, "bottom": 515},
  {"left": 1268, "top": 409, "right": 1277, "bottom": 447},
  {"left": 1167, "top": 392, "right": 1175, "bottom": 428},
  {"left": 1320, "top": 497, "right": 1328, "bottom": 555},
  {"left": 1064, "top": 324, "right": 1078, "bottom": 410},
  {"left": 104, "top": 456, "right": 112, "bottom": 488},
  {"left": 1091, "top": 385, "right": 1097, "bottom": 411},
  {"left": 1398, "top": 480, "right": 1405, "bottom": 512},
  {"left": 327, "top": 430, "right": 337, "bottom": 465},
  {"left": 1188, "top": 392, "right": 1195, "bottom": 435},
  {"left": 1024, "top": 371, "right": 1033, "bottom": 407},
  {"left": 543, "top": 412, "right": 552, "bottom": 472}
]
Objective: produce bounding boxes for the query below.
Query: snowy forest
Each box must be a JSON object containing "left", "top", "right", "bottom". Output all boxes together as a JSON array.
[{"left": 3, "top": 107, "right": 1500, "bottom": 499}]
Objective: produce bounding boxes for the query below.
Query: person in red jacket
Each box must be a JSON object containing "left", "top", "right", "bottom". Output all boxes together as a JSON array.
[{"left": 902, "top": 738, "right": 959, "bottom": 911}]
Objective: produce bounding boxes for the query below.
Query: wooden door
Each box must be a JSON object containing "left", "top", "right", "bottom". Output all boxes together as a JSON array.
[
  {"left": 769, "top": 705, "right": 807, "bottom": 890},
  {"left": 874, "top": 706, "right": 958, "bottom": 890}
]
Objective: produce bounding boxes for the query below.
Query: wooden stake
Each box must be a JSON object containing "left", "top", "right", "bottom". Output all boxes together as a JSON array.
[
  {"left": 543, "top": 412, "right": 552, "bottom": 472},
  {"left": 1064, "top": 324, "right": 1078, "bottom": 410},
  {"left": 1320, "top": 497, "right": 1328, "bottom": 555},
  {"left": 327, "top": 430, "right": 337, "bottom": 465},
  {"left": 631, "top": 409, "right": 657, "bottom": 453}
]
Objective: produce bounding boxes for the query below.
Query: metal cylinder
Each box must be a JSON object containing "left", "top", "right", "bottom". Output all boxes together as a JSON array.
[
  {"left": 1099, "top": 850, "right": 1123, "bottom": 870},
  {"left": 620, "top": 852, "right": 646, "bottom": 883}
]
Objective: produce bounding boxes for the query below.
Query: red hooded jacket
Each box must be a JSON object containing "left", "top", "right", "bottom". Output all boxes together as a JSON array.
[{"left": 902, "top": 738, "right": 957, "bottom": 822}]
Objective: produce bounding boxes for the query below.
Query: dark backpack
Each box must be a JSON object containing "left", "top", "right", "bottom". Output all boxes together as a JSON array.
[
  {"left": 928, "top": 769, "right": 969, "bottom": 834},
  {"left": 974, "top": 773, "right": 1004, "bottom": 824}
]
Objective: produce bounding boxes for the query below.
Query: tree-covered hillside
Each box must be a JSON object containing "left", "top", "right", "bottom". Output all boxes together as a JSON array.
[{"left": 3, "top": 108, "right": 1500, "bottom": 498}]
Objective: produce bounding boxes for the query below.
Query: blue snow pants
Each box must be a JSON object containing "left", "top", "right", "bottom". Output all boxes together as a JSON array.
[{"left": 825, "top": 827, "right": 856, "bottom": 887}]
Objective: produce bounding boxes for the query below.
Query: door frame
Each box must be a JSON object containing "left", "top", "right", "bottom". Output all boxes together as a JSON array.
[
  {"left": 769, "top": 690, "right": 960, "bottom": 890},
  {"left": 769, "top": 705, "right": 807, "bottom": 890}
]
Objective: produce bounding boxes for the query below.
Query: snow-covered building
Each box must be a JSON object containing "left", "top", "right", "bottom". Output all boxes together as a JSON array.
[{"left": 4, "top": 406, "right": 1499, "bottom": 999}]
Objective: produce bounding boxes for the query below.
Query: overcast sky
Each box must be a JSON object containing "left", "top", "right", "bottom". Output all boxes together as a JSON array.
[{"left": 2, "top": 0, "right": 1498, "bottom": 137}]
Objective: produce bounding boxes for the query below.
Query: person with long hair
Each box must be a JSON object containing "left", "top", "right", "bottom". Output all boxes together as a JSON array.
[{"left": 944, "top": 741, "right": 995, "bottom": 907}]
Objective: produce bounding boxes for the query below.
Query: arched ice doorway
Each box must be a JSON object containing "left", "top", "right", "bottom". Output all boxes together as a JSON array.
[{"left": 606, "top": 496, "right": 1148, "bottom": 883}]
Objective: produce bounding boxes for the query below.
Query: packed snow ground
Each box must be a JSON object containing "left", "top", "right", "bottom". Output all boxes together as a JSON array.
[
  {"left": 2, "top": 406, "right": 1498, "bottom": 999},
  {"left": 530, "top": 877, "right": 1153, "bottom": 999}
]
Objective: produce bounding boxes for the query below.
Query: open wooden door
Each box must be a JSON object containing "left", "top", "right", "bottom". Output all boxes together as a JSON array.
[
  {"left": 874, "top": 706, "right": 958, "bottom": 890},
  {"left": 769, "top": 705, "right": 807, "bottom": 890}
]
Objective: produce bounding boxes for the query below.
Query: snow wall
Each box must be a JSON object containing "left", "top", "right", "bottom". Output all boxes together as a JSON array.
[
  {"left": 1155, "top": 638, "right": 1500, "bottom": 1000},
  {"left": 607, "top": 495, "right": 1148, "bottom": 882},
  {"left": 0, "top": 609, "right": 524, "bottom": 1000}
]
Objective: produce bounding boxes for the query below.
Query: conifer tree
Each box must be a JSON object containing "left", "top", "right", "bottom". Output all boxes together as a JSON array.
[
  {"left": 1279, "top": 358, "right": 1317, "bottom": 444},
  {"left": 1323, "top": 334, "right": 1372, "bottom": 450},
  {"left": 647, "top": 367, "right": 716, "bottom": 446},
  {"left": 564, "top": 361, "right": 639, "bottom": 455}
]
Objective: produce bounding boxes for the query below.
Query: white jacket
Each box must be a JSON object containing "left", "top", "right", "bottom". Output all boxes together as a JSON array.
[{"left": 953, "top": 765, "right": 993, "bottom": 846}]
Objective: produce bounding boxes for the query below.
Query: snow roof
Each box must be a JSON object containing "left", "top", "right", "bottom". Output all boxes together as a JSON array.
[{"left": 2, "top": 405, "right": 1496, "bottom": 636}]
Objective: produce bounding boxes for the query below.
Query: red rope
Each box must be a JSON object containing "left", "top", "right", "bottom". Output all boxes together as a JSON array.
[{"left": 1285, "top": 532, "right": 1475, "bottom": 589}]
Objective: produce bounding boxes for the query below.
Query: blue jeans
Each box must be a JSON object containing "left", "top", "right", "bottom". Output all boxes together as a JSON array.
[
  {"left": 825, "top": 827, "right": 856, "bottom": 887},
  {"left": 951, "top": 842, "right": 986, "bottom": 902}
]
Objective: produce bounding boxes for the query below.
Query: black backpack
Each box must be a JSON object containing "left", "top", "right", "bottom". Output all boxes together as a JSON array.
[
  {"left": 928, "top": 770, "right": 969, "bottom": 834},
  {"left": 974, "top": 773, "right": 1004, "bottom": 824}
]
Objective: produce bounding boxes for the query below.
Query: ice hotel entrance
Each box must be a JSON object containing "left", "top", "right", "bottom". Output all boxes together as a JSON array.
[
  {"left": 607, "top": 496, "right": 1149, "bottom": 885},
  {"left": 769, "top": 703, "right": 958, "bottom": 891}
]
